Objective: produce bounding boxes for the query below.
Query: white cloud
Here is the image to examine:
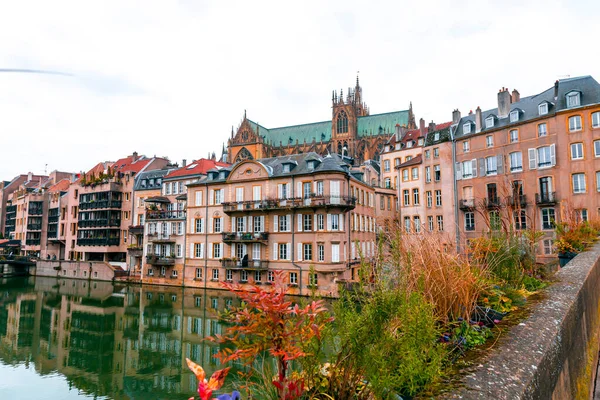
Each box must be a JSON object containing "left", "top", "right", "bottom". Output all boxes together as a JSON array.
[{"left": 0, "top": 0, "right": 598, "bottom": 178}]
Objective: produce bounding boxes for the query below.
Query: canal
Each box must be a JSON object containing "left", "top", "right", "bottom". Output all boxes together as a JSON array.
[{"left": 0, "top": 276, "right": 273, "bottom": 400}]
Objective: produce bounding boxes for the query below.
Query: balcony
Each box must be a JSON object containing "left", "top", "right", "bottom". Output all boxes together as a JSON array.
[
  {"left": 507, "top": 194, "right": 527, "bottom": 208},
  {"left": 146, "top": 210, "right": 186, "bottom": 220},
  {"left": 146, "top": 255, "right": 175, "bottom": 266},
  {"left": 48, "top": 216, "right": 60, "bottom": 223},
  {"left": 484, "top": 197, "right": 501, "bottom": 209},
  {"left": 221, "top": 258, "right": 269, "bottom": 269},
  {"left": 535, "top": 192, "right": 557, "bottom": 206},
  {"left": 459, "top": 198, "right": 475, "bottom": 211},
  {"left": 127, "top": 246, "right": 143, "bottom": 257},
  {"left": 76, "top": 238, "right": 120, "bottom": 246},
  {"left": 222, "top": 195, "right": 356, "bottom": 213},
  {"left": 78, "top": 219, "right": 121, "bottom": 228},
  {"left": 47, "top": 231, "right": 58, "bottom": 239},
  {"left": 25, "top": 239, "right": 41, "bottom": 246},
  {"left": 26, "top": 223, "right": 42, "bottom": 231},
  {"left": 79, "top": 200, "right": 122, "bottom": 210},
  {"left": 147, "top": 233, "right": 176, "bottom": 243},
  {"left": 222, "top": 232, "right": 269, "bottom": 243},
  {"left": 129, "top": 225, "right": 144, "bottom": 235},
  {"left": 28, "top": 203, "right": 43, "bottom": 215}
]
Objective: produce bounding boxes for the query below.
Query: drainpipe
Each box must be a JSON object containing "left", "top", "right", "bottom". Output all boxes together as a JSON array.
[
  {"left": 450, "top": 125, "right": 460, "bottom": 253},
  {"left": 203, "top": 183, "right": 209, "bottom": 290},
  {"left": 290, "top": 175, "right": 303, "bottom": 296},
  {"left": 346, "top": 174, "right": 351, "bottom": 279},
  {"left": 182, "top": 181, "right": 187, "bottom": 286}
]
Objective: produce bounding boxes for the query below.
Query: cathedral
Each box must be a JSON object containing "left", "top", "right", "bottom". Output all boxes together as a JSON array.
[{"left": 225, "top": 77, "right": 416, "bottom": 164}]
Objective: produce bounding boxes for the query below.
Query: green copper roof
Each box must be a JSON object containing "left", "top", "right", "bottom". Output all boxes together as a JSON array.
[
  {"left": 357, "top": 110, "right": 409, "bottom": 137},
  {"left": 248, "top": 109, "right": 409, "bottom": 145}
]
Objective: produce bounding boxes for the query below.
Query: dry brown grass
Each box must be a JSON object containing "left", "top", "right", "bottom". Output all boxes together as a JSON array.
[{"left": 379, "top": 225, "right": 490, "bottom": 324}]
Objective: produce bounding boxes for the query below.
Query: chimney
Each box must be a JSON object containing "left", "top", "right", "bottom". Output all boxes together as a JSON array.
[
  {"left": 468, "top": 109, "right": 473, "bottom": 116},
  {"left": 497, "top": 87, "right": 511, "bottom": 118},
  {"left": 475, "top": 106, "right": 483, "bottom": 133},
  {"left": 511, "top": 89, "right": 520, "bottom": 103},
  {"left": 27, "top": 172, "right": 32, "bottom": 181},
  {"left": 132, "top": 151, "right": 138, "bottom": 162},
  {"left": 428, "top": 121, "right": 436, "bottom": 132},
  {"left": 419, "top": 118, "right": 425, "bottom": 135},
  {"left": 452, "top": 109, "right": 461, "bottom": 124},
  {"left": 182, "top": 159, "right": 187, "bottom": 167},
  {"left": 394, "top": 124, "right": 401, "bottom": 141},
  {"left": 554, "top": 80, "right": 559, "bottom": 100}
]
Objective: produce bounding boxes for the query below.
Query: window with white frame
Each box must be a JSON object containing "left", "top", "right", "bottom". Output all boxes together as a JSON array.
[
  {"left": 462, "top": 160, "right": 474, "bottom": 178},
  {"left": 536, "top": 146, "right": 554, "bottom": 168},
  {"left": 463, "top": 140, "right": 470, "bottom": 152},
  {"left": 434, "top": 165, "right": 441, "bottom": 181},
  {"left": 253, "top": 186, "right": 261, "bottom": 201},
  {"left": 413, "top": 189, "right": 420, "bottom": 205},
  {"left": 240, "top": 270, "right": 248, "bottom": 282},
  {"left": 514, "top": 210, "right": 527, "bottom": 230},
  {"left": 213, "top": 243, "right": 221, "bottom": 258},
  {"left": 593, "top": 112, "right": 600, "bottom": 128},
  {"left": 425, "top": 166, "right": 431, "bottom": 183},
  {"left": 226, "top": 269, "right": 233, "bottom": 282},
  {"left": 176, "top": 244, "right": 182, "bottom": 258},
  {"left": 212, "top": 269, "right": 219, "bottom": 281},
  {"left": 510, "top": 110, "right": 519, "bottom": 123},
  {"left": 316, "top": 181, "right": 324, "bottom": 196},
  {"left": 303, "top": 214, "right": 312, "bottom": 231},
  {"left": 384, "top": 160, "right": 390, "bottom": 172},
  {"left": 413, "top": 216, "right": 421, "bottom": 233},
  {"left": 402, "top": 169, "right": 409, "bottom": 181},
  {"left": 426, "top": 191, "right": 432, "bottom": 208},
  {"left": 254, "top": 270, "right": 262, "bottom": 282},
  {"left": 435, "top": 190, "right": 442, "bottom": 207},
  {"left": 289, "top": 272, "right": 298, "bottom": 285},
  {"left": 538, "top": 123, "right": 547, "bottom": 137},
  {"left": 214, "top": 218, "right": 222, "bottom": 233},
  {"left": 433, "top": 148, "right": 439, "bottom": 158},
  {"left": 541, "top": 208, "right": 555, "bottom": 230},
  {"left": 331, "top": 214, "right": 339, "bottom": 230},
  {"left": 539, "top": 103, "right": 549, "bottom": 115},
  {"left": 433, "top": 132, "right": 440, "bottom": 141},
  {"left": 569, "top": 115, "right": 582, "bottom": 132},
  {"left": 317, "top": 214, "right": 324, "bottom": 230},
  {"left": 214, "top": 189, "right": 223, "bottom": 204},
  {"left": 427, "top": 216, "right": 434, "bottom": 231},
  {"left": 252, "top": 243, "right": 260, "bottom": 260},
  {"left": 509, "top": 129, "right": 518, "bottom": 143},
  {"left": 411, "top": 167, "right": 418, "bottom": 180},
  {"left": 196, "top": 268, "right": 202, "bottom": 279},
  {"left": 318, "top": 244, "right": 324, "bottom": 262},
  {"left": 384, "top": 177, "right": 391, "bottom": 188},
  {"left": 436, "top": 215, "right": 444, "bottom": 231},
  {"left": 463, "top": 123, "right": 471, "bottom": 134},
  {"left": 194, "top": 243, "right": 203, "bottom": 258},
  {"left": 267, "top": 271, "right": 274, "bottom": 283},
  {"left": 403, "top": 190, "right": 410, "bottom": 206},
  {"left": 279, "top": 215, "right": 290, "bottom": 231},
  {"left": 309, "top": 273, "right": 318, "bottom": 286},
  {"left": 485, "top": 156, "right": 497, "bottom": 175},
  {"left": 543, "top": 239, "right": 554, "bottom": 255},
  {"left": 486, "top": 135, "right": 494, "bottom": 147},
  {"left": 510, "top": 152, "right": 522, "bottom": 172},
  {"left": 404, "top": 216, "right": 411, "bottom": 233},
  {"left": 576, "top": 209, "right": 589, "bottom": 223},
  {"left": 279, "top": 243, "right": 288, "bottom": 260},
  {"left": 465, "top": 212, "right": 475, "bottom": 231},
  {"left": 485, "top": 117, "right": 494, "bottom": 129},
  {"left": 425, "top": 149, "right": 430, "bottom": 159},
  {"left": 303, "top": 243, "right": 312, "bottom": 261},
  {"left": 253, "top": 216, "right": 263, "bottom": 232},
  {"left": 572, "top": 173, "right": 586, "bottom": 194},
  {"left": 195, "top": 218, "right": 203, "bottom": 233},
  {"left": 570, "top": 143, "right": 584, "bottom": 160},
  {"left": 567, "top": 92, "right": 581, "bottom": 108},
  {"left": 236, "top": 217, "right": 246, "bottom": 232}
]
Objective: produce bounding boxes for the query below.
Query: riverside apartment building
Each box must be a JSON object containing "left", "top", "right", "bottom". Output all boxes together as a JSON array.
[
  {"left": 454, "top": 76, "right": 600, "bottom": 260},
  {"left": 184, "top": 152, "right": 387, "bottom": 296}
]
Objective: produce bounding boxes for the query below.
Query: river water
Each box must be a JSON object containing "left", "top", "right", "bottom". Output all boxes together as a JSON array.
[{"left": 0, "top": 275, "right": 279, "bottom": 400}]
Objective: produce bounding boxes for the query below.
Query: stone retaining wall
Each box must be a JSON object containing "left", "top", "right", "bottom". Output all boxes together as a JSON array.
[
  {"left": 35, "top": 260, "right": 121, "bottom": 281},
  {"left": 444, "top": 242, "right": 600, "bottom": 399}
]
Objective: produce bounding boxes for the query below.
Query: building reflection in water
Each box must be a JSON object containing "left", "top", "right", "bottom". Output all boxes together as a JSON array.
[{"left": 0, "top": 276, "right": 245, "bottom": 400}]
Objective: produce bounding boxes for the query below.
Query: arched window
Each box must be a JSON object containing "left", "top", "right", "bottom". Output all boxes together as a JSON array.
[
  {"left": 235, "top": 147, "right": 254, "bottom": 162},
  {"left": 336, "top": 111, "right": 348, "bottom": 134}
]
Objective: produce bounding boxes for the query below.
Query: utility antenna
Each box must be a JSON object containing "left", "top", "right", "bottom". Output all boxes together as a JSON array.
[{"left": 44, "top": 164, "right": 48, "bottom": 175}]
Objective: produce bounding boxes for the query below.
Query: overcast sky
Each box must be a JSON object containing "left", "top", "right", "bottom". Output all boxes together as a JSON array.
[{"left": 1, "top": 0, "right": 598, "bottom": 179}]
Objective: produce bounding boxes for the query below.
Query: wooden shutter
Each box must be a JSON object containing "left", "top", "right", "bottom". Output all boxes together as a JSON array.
[
  {"left": 208, "top": 190, "right": 214, "bottom": 205},
  {"left": 286, "top": 243, "right": 291, "bottom": 260},
  {"left": 273, "top": 215, "right": 278, "bottom": 232},
  {"left": 298, "top": 243, "right": 303, "bottom": 261},
  {"left": 327, "top": 214, "right": 332, "bottom": 230},
  {"left": 528, "top": 148, "right": 537, "bottom": 170},
  {"left": 478, "top": 158, "right": 485, "bottom": 177},
  {"left": 455, "top": 162, "right": 462, "bottom": 180},
  {"left": 298, "top": 214, "right": 302, "bottom": 232},
  {"left": 497, "top": 155, "right": 504, "bottom": 174},
  {"left": 208, "top": 243, "right": 213, "bottom": 259},
  {"left": 209, "top": 217, "right": 213, "bottom": 233},
  {"left": 471, "top": 159, "right": 478, "bottom": 177},
  {"left": 273, "top": 243, "right": 278, "bottom": 260},
  {"left": 339, "top": 214, "right": 344, "bottom": 231},
  {"left": 550, "top": 144, "right": 556, "bottom": 166},
  {"left": 190, "top": 243, "right": 194, "bottom": 258}
]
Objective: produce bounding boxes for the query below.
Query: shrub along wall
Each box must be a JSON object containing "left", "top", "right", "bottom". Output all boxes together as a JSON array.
[{"left": 443, "top": 242, "right": 600, "bottom": 399}]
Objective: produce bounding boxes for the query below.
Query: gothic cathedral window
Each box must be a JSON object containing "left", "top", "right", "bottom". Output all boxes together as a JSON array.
[{"left": 336, "top": 111, "right": 348, "bottom": 134}]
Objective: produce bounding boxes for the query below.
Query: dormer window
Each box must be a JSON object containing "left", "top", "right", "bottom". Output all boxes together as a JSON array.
[
  {"left": 406, "top": 141, "right": 413, "bottom": 148},
  {"left": 283, "top": 164, "right": 291, "bottom": 173},
  {"left": 433, "top": 132, "right": 440, "bottom": 141},
  {"left": 307, "top": 161, "right": 317, "bottom": 170},
  {"left": 463, "top": 123, "right": 471, "bottom": 134},
  {"left": 509, "top": 110, "right": 519, "bottom": 123},
  {"left": 219, "top": 171, "right": 226, "bottom": 179},
  {"left": 538, "top": 103, "right": 549, "bottom": 115},
  {"left": 418, "top": 138, "right": 424, "bottom": 146},
  {"left": 566, "top": 91, "right": 581, "bottom": 108},
  {"left": 485, "top": 116, "right": 495, "bottom": 129}
]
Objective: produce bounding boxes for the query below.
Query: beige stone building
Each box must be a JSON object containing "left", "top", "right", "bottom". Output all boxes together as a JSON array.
[{"left": 185, "top": 152, "right": 384, "bottom": 296}]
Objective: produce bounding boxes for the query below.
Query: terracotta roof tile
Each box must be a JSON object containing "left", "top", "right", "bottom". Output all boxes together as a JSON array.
[
  {"left": 164, "top": 158, "right": 230, "bottom": 179},
  {"left": 47, "top": 179, "right": 71, "bottom": 193},
  {"left": 396, "top": 154, "right": 423, "bottom": 168}
]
